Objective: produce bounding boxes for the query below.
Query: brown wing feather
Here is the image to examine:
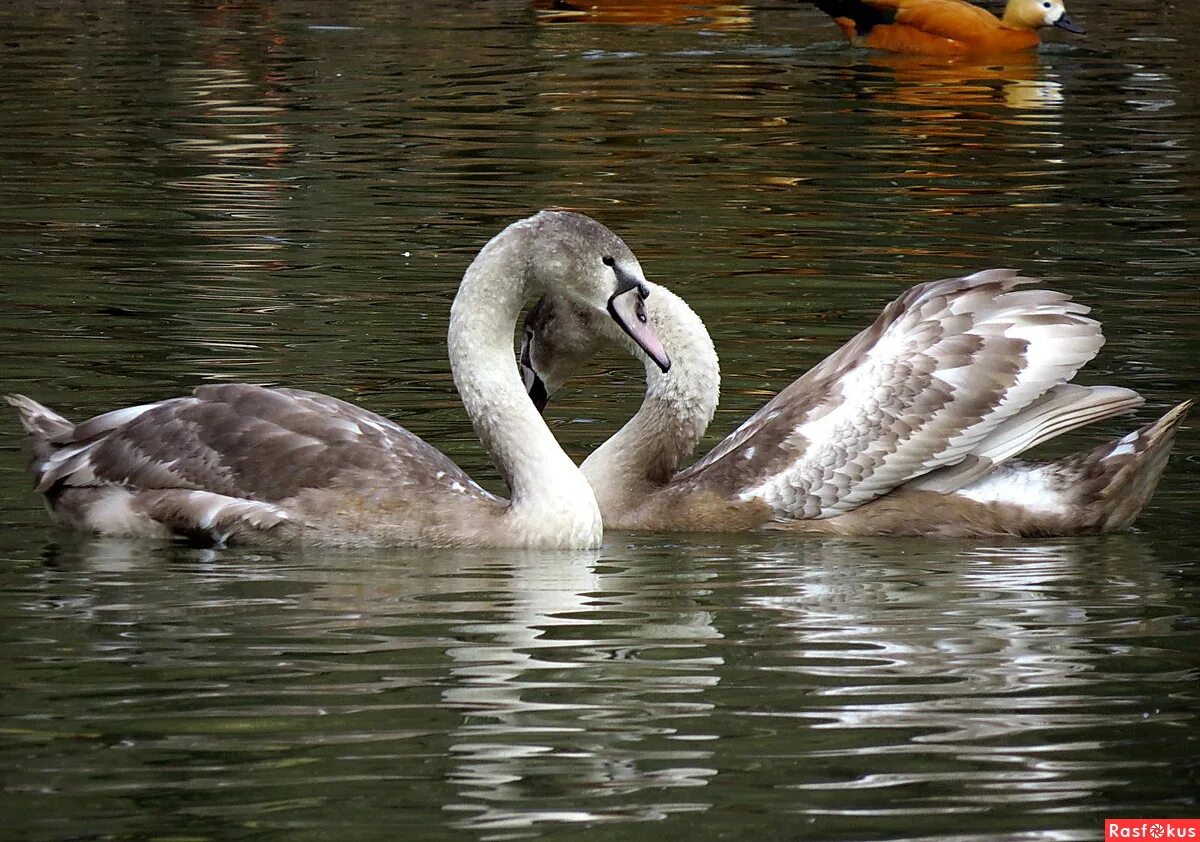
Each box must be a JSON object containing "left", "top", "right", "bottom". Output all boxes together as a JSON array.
[
  {"left": 673, "top": 271, "right": 1104, "bottom": 520},
  {"left": 36, "top": 384, "right": 488, "bottom": 504}
]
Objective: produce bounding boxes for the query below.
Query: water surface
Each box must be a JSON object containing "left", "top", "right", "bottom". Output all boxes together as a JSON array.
[{"left": 1, "top": 2, "right": 1197, "bottom": 839}]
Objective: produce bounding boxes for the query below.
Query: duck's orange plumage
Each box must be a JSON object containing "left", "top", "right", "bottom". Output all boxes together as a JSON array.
[{"left": 807, "top": 0, "right": 1084, "bottom": 55}]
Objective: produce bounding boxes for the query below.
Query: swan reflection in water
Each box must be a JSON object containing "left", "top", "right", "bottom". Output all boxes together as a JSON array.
[
  {"left": 434, "top": 543, "right": 722, "bottom": 829},
  {"left": 742, "top": 534, "right": 1189, "bottom": 810},
  {"left": 21, "top": 529, "right": 1193, "bottom": 829}
]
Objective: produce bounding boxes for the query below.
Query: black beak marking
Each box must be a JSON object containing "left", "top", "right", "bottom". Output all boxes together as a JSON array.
[
  {"left": 611, "top": 262, "right": 649, "bottom": 300},
  {"left": 528, "top": 373, "right": 549, "bottom": 414}
]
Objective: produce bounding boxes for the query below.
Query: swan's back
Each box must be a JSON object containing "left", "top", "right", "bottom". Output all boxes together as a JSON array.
[{"left": 8, "top": 384, "right": 498, "bottom": 546}]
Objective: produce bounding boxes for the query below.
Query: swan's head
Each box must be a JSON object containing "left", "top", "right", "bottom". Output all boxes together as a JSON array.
[
  {"left": 521, "top": 211, "right": 671, "bottom": 377},
  {"left": 520, "top": 296, "right": 609, "bottom": 412},
  {"left": 521, "top": 277, "right": 718, "bottom": 416},
  {"left": 1003, "top": 0, "right": 1083, "bottom": 33}
]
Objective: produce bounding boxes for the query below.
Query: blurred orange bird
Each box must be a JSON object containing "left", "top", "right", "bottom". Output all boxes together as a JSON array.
[{"left": 803, "top": 0, "right": 1084, "bottom": 55}]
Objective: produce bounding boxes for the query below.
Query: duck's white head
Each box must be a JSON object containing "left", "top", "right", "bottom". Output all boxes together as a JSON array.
[{"left": 1003, "top": 0, "right": 1084, "bottom": 33}]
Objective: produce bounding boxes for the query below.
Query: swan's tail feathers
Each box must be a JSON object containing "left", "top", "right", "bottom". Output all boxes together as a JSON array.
[
  {"left": 6, "top": 394, "right": 78, "bottom": 481},
  {"left": 1062, "top": 399, "right": 1192, "bottom": 531},
  {"left": 950, "top": 401, "right": 1191, "bottom": 534},
  {"left": 5, "top": 394, "right": 74, "bottom": 441},
  {"left": 911, "top": 384, "right": 1145, "bottom": 493}
]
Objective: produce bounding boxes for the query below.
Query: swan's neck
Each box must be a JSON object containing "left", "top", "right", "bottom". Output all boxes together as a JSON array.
[
  {"left": 449, "top": 228, "right": 602, "bottom": 546},
  {"left": 582, "top": 285, "right": 719, "bottom": 502}
]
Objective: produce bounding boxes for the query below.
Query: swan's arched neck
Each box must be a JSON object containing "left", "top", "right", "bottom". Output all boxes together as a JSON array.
[
  {"left": 581, "top": 284, "right": 720, "bottom": 499},
  {"left": 449, "top": 223, "right": 603, "bottom": 546}
]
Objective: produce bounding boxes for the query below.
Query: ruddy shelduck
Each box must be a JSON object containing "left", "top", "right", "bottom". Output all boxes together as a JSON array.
[{"left": 804, "top": 0, "right": 1084, "bottom": 55}]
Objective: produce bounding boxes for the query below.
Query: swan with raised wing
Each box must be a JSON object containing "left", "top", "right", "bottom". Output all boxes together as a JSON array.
[
  {"left": 7, "top": 211, "right": 671, "bottom": 549},
  {"left": 522, "top": 272, "right": 1189, "bottom": 537}
]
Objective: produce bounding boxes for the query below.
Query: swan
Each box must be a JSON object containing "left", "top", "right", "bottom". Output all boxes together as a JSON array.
[
  {"left": 521, "top": 271, "right": 1190, "bottom": 537},
  {"left": 799, "top": 0, "right": 1084, "bottom": 55},
  {"left": 6, "top": 211, "right": 672, "bottom": 549}
]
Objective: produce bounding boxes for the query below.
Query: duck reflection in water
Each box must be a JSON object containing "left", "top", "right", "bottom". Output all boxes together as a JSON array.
[
  {"left": 534, "top": 0, "right": 751, "bottom": 29},
  {"left": 842, "top": 50, "right": 1064, "bottom": 120}
]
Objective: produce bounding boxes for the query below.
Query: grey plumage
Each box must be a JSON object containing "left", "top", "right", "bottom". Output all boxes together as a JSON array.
[
  {"left": 523, "top": 269, "right": 1190, "bottom": 536},
  {"left": 676, "top": 270, "right": 1104, "bottom": 518},
  {"left": 8, "top": 385, "right": 497, "bottom": 546},
  {"left": 7, "top": 211, "right": 667, "bottom": 549}
]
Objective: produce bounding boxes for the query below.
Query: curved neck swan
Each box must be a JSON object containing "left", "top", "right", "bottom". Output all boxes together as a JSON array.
[
  {"left": 6, "top": 211, "right": 671, "bottom": 549},
  {"left": 522, "top": 272, "right": 1188, "bottom": 538},
  {"left": 449, "top": 219, "right": 603, "bottom": 544},
  {"left": 581, "top": 285, "right": 718, "bottom": 504}
]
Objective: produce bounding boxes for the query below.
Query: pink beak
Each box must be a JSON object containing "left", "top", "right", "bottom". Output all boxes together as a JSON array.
[{"left": 607, "top": 285, "right": 671, "bottom": 373}]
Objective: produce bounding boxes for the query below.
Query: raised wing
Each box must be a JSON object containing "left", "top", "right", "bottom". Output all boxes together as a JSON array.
[{"left": 673, "top": 270, "right": 1104, "bottom": 519}]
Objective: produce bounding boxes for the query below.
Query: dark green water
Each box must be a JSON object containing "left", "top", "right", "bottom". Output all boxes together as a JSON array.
[{"left": 1, "top": 2, "right": 1197, "bottom": 839}]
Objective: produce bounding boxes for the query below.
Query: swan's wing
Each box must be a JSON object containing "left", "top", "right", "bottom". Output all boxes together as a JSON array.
[
  {"left": 673, "top": 270, "right": 1105, "bottom": 519},
  {"left": 31, "top": 383, "right": 496, "bottom": 506},
  {"left": 907, "top": 383, "right": 1143, "bottom": 493}
]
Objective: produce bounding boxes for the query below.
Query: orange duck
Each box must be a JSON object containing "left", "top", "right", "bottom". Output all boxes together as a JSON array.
[{"left": 804, "top": 0, "right": 1084, "bottom": 55}]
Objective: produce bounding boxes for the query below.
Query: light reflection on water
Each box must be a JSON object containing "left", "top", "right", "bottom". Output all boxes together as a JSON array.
[
  {"left": 3, "top": 534, "right": 1195, "bottom": 839},
  {"left": 0, "top": 0, "right": 1198, "bottom": 839}
]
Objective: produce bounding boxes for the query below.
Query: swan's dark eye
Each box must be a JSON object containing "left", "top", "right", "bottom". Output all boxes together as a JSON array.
[
  {"left": 636, "top": 299, "right": 647, "bottom": 324},
  {"left": 601, "top": 256, "right": 615, "bottom": 267}
]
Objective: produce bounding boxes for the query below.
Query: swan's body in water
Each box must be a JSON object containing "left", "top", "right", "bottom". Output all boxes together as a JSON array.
[
  {"left": 522, "top": 271, "right": 1190, "bottom": 537},
  {"left": 6, "top": 211, "right": 671, "bottom": 549}
]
